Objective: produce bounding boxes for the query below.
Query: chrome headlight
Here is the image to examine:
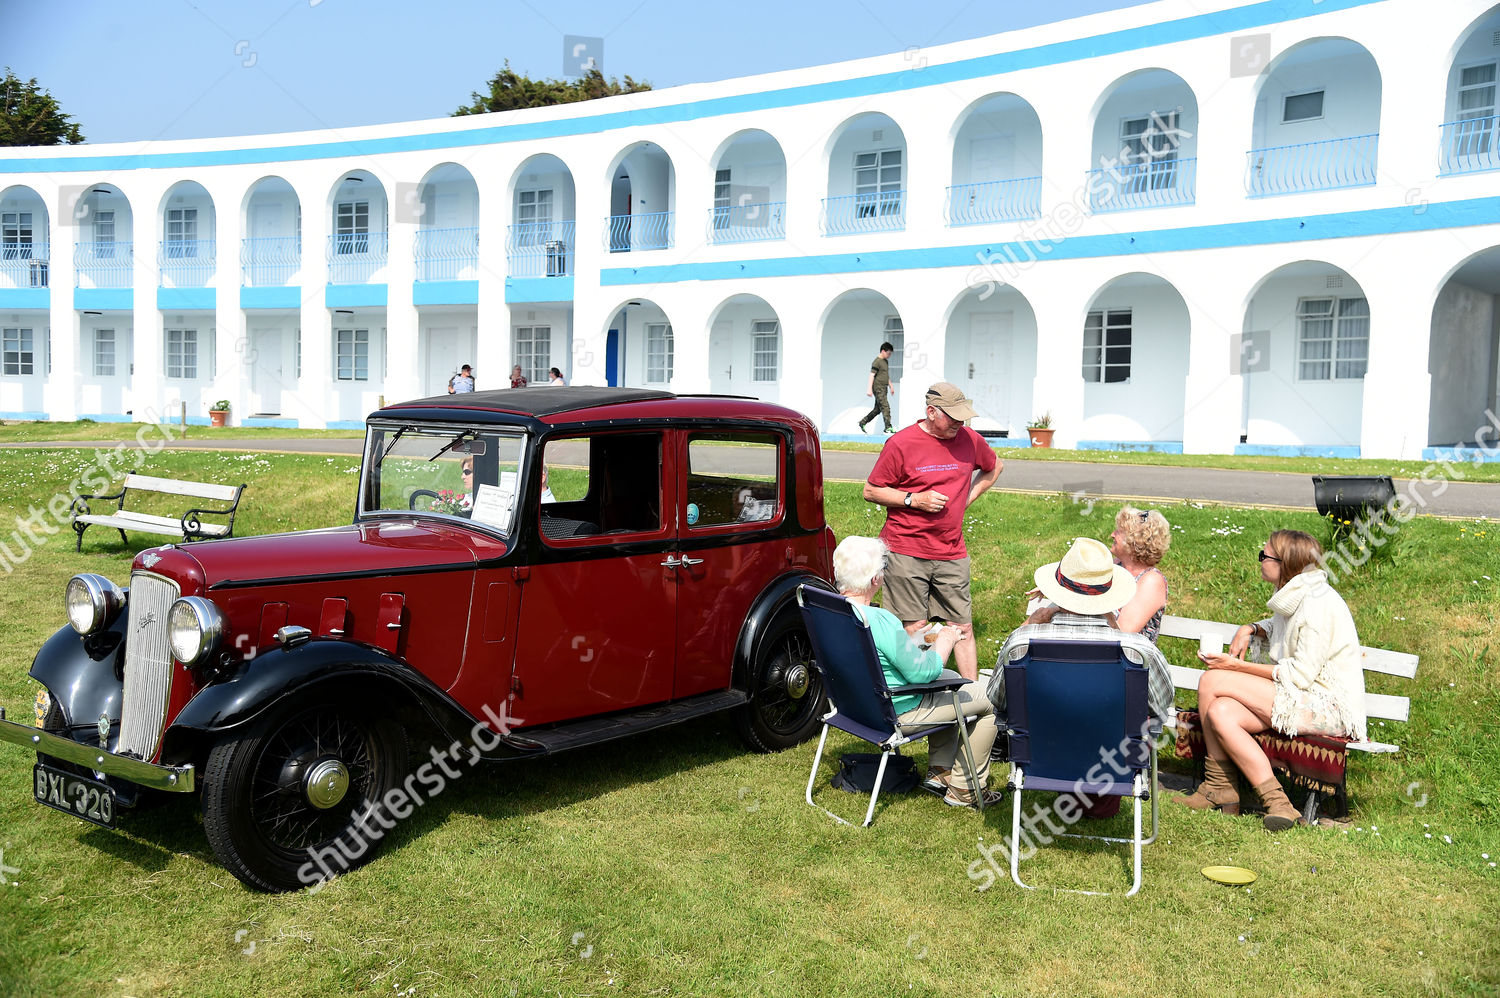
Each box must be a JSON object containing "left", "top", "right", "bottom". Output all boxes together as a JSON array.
[
  {"left": 167, "top": 596, "right": 224, "bottom": 665},
  {"left": 65, "top": 574, "right": 125, "bottom": 635}
]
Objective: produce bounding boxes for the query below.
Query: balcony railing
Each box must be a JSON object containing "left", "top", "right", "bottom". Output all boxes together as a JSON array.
[
  {"left": 240, "top": 236, "right": 300, "bottom": 286},
  {"left": 1086, "top": 158, "right": 1197, "bottom": 212},
  {"left": 1246, "top": 134, "right": 1378, "bottom": 196},
  {"left": 821, "top": 191, "right": 905, "bottom": 235},
  {"left": 0, "top": 243, "right": 48, "bottom": 288},
  {"left": 414, "top": 226, "right": 479, "bottom": 282},
  {"left": 327, "top": 231, "right": 388, "bottom": 284},
  {"left": 1439, "top": 116, "right": 1500, "bottom": 175},
  {"left": 605, "top": 211, "right": 673, "bottom": 252},
  {"left": 507, "top": 220, "right": 574, "bottom": 277},
  {"left": 158, "top": 239, "right": 215, "bottom": 287},
  {"left": 707, "top": 202, "right": 786, "bottom": 244},
  {"left": 945, "top": 178, "right": 1043, "bottom": 225},
  {"left": 75, "top": 240, "right": 133, "bottom": 288}
]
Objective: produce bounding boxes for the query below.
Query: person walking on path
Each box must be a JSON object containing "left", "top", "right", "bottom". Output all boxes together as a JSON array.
[
  {"left": 858, "top": 342, "right": 895, "bottom": 433},
  {"left": 862, "top": 382, "right": 1002, "bottom": 681}
]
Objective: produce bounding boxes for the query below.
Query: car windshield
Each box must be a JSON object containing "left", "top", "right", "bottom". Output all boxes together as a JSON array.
[{"left": 362, "top": 423, "right": 527, "bottom": 535}]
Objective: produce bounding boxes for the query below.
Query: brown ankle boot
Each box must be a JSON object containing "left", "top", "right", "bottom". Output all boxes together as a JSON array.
[
  {"left": 1254, "top": 778, "right": 1304, "bottom": 831},
  {"left": 1174, "top": 758, "right": 1241, "bottom": 815}
]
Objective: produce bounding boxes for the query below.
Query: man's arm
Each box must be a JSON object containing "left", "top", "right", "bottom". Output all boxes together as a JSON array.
[
  {"left": 866, "top": 368, "right": 875, "bottom": 396},
  {"left": 967, "top": 463, "right": 1001, "bottom": 505},
  {"left": 862, "top": 482, "right": 948, "bottom": 513}
]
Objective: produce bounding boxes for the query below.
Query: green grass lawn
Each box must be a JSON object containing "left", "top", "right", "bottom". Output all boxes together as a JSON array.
[
  {"left": 0, "top": 419, "right": 364, "bottom": 443},
  {"left": 0, "top": 450, "right": 1495, "bottom": 996}
]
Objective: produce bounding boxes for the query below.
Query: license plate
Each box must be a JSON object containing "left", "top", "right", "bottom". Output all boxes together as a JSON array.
[{"left": 33, "top": 764, "right": 117, "bottom": 829}]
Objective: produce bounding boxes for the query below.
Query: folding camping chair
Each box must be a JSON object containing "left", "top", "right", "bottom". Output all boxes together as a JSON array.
[
  {"left": 797, "top": 585, "right": 984, "bottom": 827},
  {"left": 1004, "top": 637, "right": 1160, "bottom": 897}
]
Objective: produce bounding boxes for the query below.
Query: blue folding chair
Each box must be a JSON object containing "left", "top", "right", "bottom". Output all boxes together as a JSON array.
[
  {"left": 1003, "top": 637, "right": 1160, "bottom": 896},
  {"left": 797, "top": 585, "right": 983, "bottom": 827}
]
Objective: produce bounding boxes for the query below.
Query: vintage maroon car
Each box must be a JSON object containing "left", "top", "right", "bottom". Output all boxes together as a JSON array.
[{"left": 0, "top": 387, "right": 836, "bottom": 891}]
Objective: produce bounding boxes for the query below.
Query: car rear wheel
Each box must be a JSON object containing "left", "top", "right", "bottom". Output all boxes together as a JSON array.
[
  {"left": 736, "top": 614, "right": 825, "bottom": 752},
  {"left": 202, "top": 697, "right": 407, "bottom": 893}
]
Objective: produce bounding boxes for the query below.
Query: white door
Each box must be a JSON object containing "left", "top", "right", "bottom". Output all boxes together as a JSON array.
[
  {"left": 968, "top": 135, "right": 1014, "bottom": 184},
  {"left": 968, "top": 312, "right": 1013, "bottom": 432},
  {"left": 251, "top": 328, "right": 285, "bottom": 415},
  {"left": 425, "top": 326, "right": 461, "bottom": 395},
  {"left": 249, "top": 202, "right": 284, "bottom": 285},
  {"left": 709, "top": 319, "right": 733, "bottom": 395}
]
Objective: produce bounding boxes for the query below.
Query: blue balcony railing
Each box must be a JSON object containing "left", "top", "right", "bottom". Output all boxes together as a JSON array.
[
  {"left": 158, "top": 239, "right": 215, "bottom": 287},
  {"left": 414, "top": 226, "right": 479, "bottom": 282},
  {"left": 605, "top": 211, "right": 673, "bottom": 252},
  {"left": 0, "top": 243, "right": 48, "bottom": 288},
  {"left": 1086, "top": 158, "right": 1196, "bottom": 212},
  {"left": 945, "top": 178, "right": 1042, "bottom": 225},
  {"left": 1246, "top": 134, "right": 1378, "bottom": 196},
  {"left": 1439, "top": 116, "right": 1500, "bottom": 175},
  {"left": 75, "top": 240, "right": 133, "bottom": 288},
  {"left": 507, "top": 220, "right": 574, "bottom": 277},
  {"left": 707, "top": 201, "right": 786, "bottom": 244},
  {"left": 821, "top": 191, "right": 905, "bottom": 235},
  {"left": 240, "top": 236, "right": 300, "bottom": 286},
  {"left": 327, "top": 231, "right": 388, "bottom": 284}
]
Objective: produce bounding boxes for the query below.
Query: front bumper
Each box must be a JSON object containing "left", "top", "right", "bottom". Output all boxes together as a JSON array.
[{"left": 0, "top": 707, "right": 195, "bottom": 792}]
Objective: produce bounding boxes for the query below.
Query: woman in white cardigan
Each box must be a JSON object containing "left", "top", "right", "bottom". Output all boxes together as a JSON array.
[{"left": 1175, "top": 529, "right": 1367, "bottom": 830}]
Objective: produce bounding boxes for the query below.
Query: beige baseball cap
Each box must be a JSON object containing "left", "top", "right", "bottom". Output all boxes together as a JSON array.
[{"left": 925, "top": 382, "right": 977, "bottom": 421}]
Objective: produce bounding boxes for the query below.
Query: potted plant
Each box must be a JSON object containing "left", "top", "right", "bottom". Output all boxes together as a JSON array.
[
  {"left": 209, "top": 399, "right": 232, "bottom": 428},
  {"left": 1026, "top": 412, "right": 1055, "bottom": 448}
]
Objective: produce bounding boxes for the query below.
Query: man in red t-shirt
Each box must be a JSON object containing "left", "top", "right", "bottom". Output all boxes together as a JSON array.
[{"left": 862, "top": 382, "right": 1002, "bottom": 680}]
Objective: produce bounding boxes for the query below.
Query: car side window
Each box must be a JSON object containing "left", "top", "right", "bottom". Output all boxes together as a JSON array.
[
  {"left": 539, "top": 432, "right": 664, "bottom": 543},
  {"left": 685, "top": 434, "right": 781, "bottom": 529}
]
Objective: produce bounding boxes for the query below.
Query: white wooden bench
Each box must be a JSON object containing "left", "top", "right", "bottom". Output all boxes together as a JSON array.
[
  {"left": 1160, "top": 613, "right": 1417, "bottom": 819},
  {"left": 71, "top": 474, "right": 248, "bottom": 551}
]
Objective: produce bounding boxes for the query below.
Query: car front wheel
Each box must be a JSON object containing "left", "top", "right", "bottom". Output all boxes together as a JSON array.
[
  {"left": 736, "top": 614, "right": 825, "bottom": 753},
  {"left": 202, "top": 697, "right": 407, "bottom": 893}
]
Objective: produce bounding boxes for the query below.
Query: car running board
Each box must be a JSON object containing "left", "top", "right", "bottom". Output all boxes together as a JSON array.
[{"left": 508, "top": 690, "right": 750, "bottom": 756}]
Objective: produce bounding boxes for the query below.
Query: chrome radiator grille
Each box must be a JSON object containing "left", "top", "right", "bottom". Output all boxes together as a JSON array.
[{"left": 117, "top": 572, "right": 180, "bottom": 759}]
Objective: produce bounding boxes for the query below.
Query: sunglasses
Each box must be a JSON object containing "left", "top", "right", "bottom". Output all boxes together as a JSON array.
[
  {"left": 1257, "top": 550, "right": 1280, "bottom": 563},
  {"left": 461, "top": 467, "right": 474, "bottom": 476}
]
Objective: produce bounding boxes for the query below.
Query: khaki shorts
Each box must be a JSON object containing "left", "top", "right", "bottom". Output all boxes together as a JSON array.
[{"left": 881, "top": 552, "right": 972, "bottom": 624}]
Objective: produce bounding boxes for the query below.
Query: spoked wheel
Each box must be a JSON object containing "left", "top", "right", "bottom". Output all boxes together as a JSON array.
[
  {"left": 736, "top": 614, "right": 825, "bottom": 752},
  {"left": 203, "top": 698, "right": 406, "bottom": 893}
]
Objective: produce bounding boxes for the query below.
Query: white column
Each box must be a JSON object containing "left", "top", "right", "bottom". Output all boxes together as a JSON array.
[
  {"left": 779, "top": 284, "right": 822, "bottom": 423},
  {"left": 1027, "top": 277, "right": 1086, "bottom": 449},
  {"left": 891, "top": 286, "right": 950, "bottom": 430},
  {"left": 206, "top": 178, "right": 247, "bottom": 424},
  {"left": 385, "top": 203, "right": 420, "bottom": 405},
  {"left": 44, "top": 180, "right": 79, "bottom": 420},
  {"left": 474, "top": 150, "right": 512, "bottom": 392},
  {"left": 129, "top": 179, "right": 167, "bottom": 425},
  {"left": 668, "top": 294, "right": 711, "bottom": 395},
  {"left": 570, "top": 150, "right": 612, "bottom": 388},
  {"left": 1181, "top": 269, "right": 1257, "bottom": 454},
  {"left": 1359, "top": 259, "right": 1443, "bottom": 460},
  {"left": 295, "top": 176, "right": 332, "bottom": 426}
]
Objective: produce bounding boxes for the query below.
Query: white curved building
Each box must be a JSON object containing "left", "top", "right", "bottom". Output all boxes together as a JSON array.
[{"left": 2, "top": 0, "right": 1498, "bottom": 459}]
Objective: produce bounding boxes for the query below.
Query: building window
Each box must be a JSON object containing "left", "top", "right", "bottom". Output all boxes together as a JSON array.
[
  {"left": 884, "top": 315, "right": 905, "bottom": 383},
  {"left": 336, "top": 328, "right": 370, "bottom": 381},
  {"left": 1083, "top": 309, "right": 1132, "bottom": 383},
  {"left": 645, "top": 322, "right": 673, "bottom": 384},
  {"left": 514, "top": 325, "right": 550, "bottom": 383},
  {"left": 1119, "top": 111, "right": 1182, "bottom": 191},
  {"left": 712, "top": 168, "right": 732, "bottom": 230},
  {"left": 166, "top": 328, "right": 198, "bottom": 379},
  {"left": 93, "top": 210, "right": 115, "bottom": 257},
  {"left": 516, "top": 189, "right": 553, "bottom": 244},
  {"left": 2, "top": 212, "right": 33, "bottom": 259},
  {"left": 751, "top": 319, "right": 779, "bottom": 382},
  {"left": 165, "top": 208, "right": 197, "bottom": 257},
  {"left": 94, "top": 329, "right": 115, "bottom": 377},
  {"left": 335, "top": 201, "right": 369, "bottom": 254},
  {"left": 1455, "top": 63, "right": 1498, "bottom": 157},
  {"left": 1282, "top": 90, "right": 1325, "bottom": 123},
  {"left": 854, "top": 149, "right": 902, "bottom": 217},
  {"left": 1297, "top": 297, "right": 1368, "bottom": 381},
  {"left": 2, "top": 327, "right": 33, "bottom": 375}
]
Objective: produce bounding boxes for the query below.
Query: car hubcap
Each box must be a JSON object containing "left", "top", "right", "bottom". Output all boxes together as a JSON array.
[
  {"left": 782, "top": 661, "right": 810, "bottom": 699},
  {"left": 303, "top": 757, "right": 350, "bottom": 809}
]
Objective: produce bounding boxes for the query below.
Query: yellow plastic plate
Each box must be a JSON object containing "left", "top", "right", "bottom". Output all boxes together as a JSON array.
[{"left": 1202, "top": 865, "right": 1258, "bottom": 885}]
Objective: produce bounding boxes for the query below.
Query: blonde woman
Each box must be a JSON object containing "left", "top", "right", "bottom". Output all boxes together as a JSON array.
[
  {"left": 1110, "top": 506, "right": 1171, "bottom": 641},
  {"left": 1176, "top": 529, "right": 1367, "bottom": 831}
]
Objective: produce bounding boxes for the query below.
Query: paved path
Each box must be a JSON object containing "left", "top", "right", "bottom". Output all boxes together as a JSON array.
[{"left": 7, "top": 437, "right": 1497, "bottom": 518}]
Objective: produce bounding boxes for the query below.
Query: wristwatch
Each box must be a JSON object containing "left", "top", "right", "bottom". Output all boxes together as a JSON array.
[{"left": 902, "top": 492, "right": 913, "bottom": 507}]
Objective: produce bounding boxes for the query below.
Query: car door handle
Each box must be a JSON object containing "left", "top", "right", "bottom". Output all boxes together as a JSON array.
[
  {"left": 679, "top": 556, "right": 704, "bottom": 566},
  {"left": 661, "top": 555, "right": 705, "bottom": 568}
]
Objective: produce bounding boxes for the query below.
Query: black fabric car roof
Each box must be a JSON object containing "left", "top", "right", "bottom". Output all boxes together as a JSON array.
[{"left": 383, "top": 386, "right": 675, "bottom": 419}]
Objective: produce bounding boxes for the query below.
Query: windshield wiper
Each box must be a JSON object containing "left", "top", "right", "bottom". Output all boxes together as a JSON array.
[{"left": 376, "top": 427, "right": 410, "bottom": 467}]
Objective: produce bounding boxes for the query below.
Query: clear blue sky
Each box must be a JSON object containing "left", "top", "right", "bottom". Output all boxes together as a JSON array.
[{"left": 3, "top": 0, "right": 1151, "bottom": 145}]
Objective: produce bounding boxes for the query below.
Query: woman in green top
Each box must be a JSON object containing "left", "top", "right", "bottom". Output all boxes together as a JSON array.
[{"left": 833, "top": 535, "right": 1002, "bottom": 809}]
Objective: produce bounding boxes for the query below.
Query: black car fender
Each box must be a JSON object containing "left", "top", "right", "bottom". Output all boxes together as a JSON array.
[
  {"left": 29, "top": 619, "right": 127, "bottom": 739},
  {"left": 732, "top": 570, "right": 834, "bottom": 690},
  {"left": 159, "top": 639, "right": 536, "bottom": 765}
]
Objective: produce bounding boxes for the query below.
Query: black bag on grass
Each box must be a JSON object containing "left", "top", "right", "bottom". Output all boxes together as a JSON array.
[{"left": 831, "top": 752, "right": 920, "bottom": 794}]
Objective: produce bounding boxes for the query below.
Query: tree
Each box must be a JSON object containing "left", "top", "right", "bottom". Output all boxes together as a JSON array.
[
  {"left": 453, "top": 62, "right": 650, "bottom": 115},
  {"left": 1, "top": 69, "right": 84, "bottom": 146}
]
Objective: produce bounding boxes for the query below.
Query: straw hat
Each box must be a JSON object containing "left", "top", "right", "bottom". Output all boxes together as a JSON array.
[{"left": 1033, "top": 537, "right": 1137, "bottom": 615}]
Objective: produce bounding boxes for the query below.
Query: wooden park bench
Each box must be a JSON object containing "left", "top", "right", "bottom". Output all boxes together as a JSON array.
[
  {"left": 1160, "top": 613, "right": 1417, "bottom": 821},
  {"left": 71, "top": 474, "right": 248, "bottom": 551}
]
